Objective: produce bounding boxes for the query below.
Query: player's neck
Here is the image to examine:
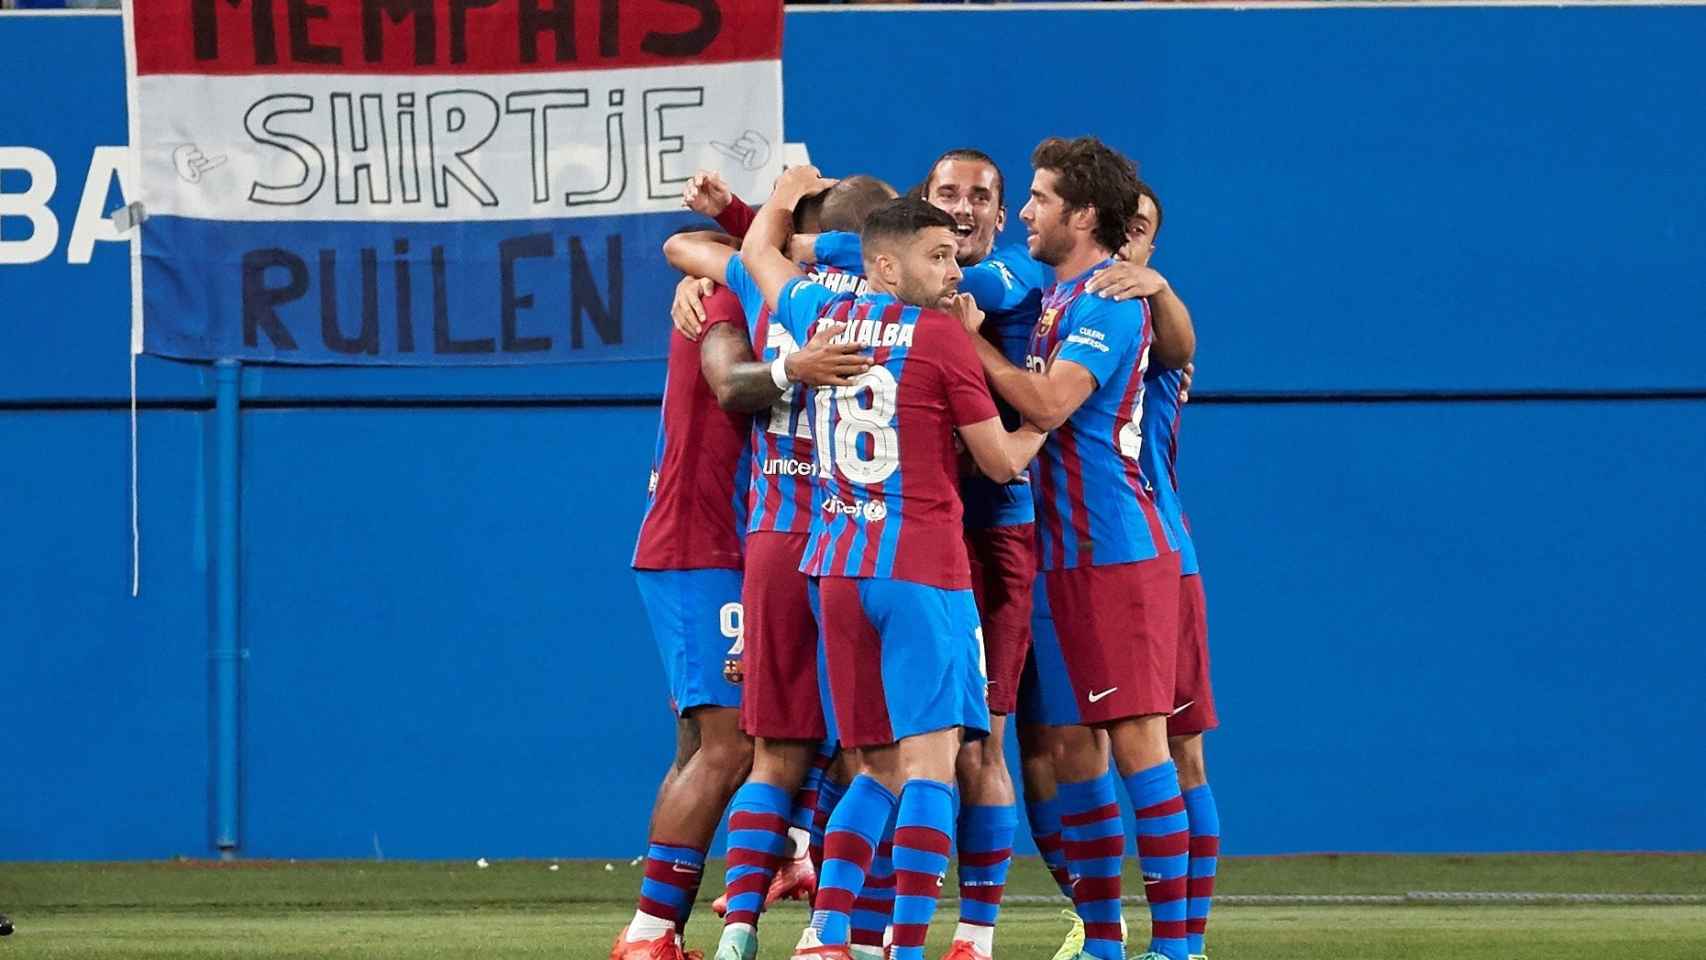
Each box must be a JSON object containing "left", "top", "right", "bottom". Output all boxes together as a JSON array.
[
  {"left": 1053, "top": 242, "right": 1114, "bottom": 284},
  {"left": 866, "top": 275, "right": 902, "bottom": 299}
]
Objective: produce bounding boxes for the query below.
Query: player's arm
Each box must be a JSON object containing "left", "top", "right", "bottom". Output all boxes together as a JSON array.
[
  {"left": 1085, "top": 262, "right": 1196, "bottom": 369},
  {"left": 662, "top": 231, "right": 737, "bottom": 285},
  {"left": 958, "top": 256, "right": 1037, "bottom": 314},
  {"left": 793, "top": 231, "right": 863, "bottom": 272},
  {"left": 957, "top": 417, "right": 1049, "bottom": 484},
  {"left": 951, "top": 294, "right": 1097, "bottom": 431},
  {"left": 702, "top": 320, "right": 872, "bottom": 413},
  {"left": 682, "top": 169, "right": 757, "bottom": 239},
  {"left": 740, "top": 165, "right": 838, "bottom": 312},
  {"left": 939, "top": 295, "right": 1051, "bottom": 482}
]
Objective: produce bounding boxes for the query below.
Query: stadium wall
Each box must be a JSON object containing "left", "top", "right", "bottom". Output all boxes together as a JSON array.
[{"left": 3, "top": 6, "right": 1704, "bottom": 860}]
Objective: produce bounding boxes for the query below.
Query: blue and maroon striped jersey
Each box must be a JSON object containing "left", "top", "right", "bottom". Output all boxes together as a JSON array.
[
  {"left": 730, "top": 256, "right": 1000, "bottom": 589},
  {"left": 731, "top": 254, "right": 870, "bottom": 535},
  {"left": 632, "top": 287, "right": 753, "bottom": 571},
  {"left": 957, "top": 242, "right": 1054, "bottom": 530},
  {"left": 818, "top": 232, "right": 1052, "bottom": 530},
  {"left": 1027, "top": 260, "right": 1177, "bottom": 571},
  {"left": 1140, "top": 366, "right": 1198, "bottom": 576}
]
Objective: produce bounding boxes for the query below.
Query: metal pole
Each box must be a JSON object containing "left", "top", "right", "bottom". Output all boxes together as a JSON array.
[{"left": 212, "top": 359, "right": 242, "bottom": 859}]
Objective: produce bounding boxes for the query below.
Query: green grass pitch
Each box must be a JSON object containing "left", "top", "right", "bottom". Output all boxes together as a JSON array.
[{"left": 1, "top": 854, "right": 1702, "bottom": 958}]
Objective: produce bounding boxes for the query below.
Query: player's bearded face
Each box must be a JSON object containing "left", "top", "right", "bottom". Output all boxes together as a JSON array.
[
  {"left": 1021, "top": 169, "right": 1074, "bottom": 266},
  {"left": 896, "top": 228, "right": 964, "bottom": 308},
  {"left": 926, "top": 159, "right": 1005, "bottom": 265}
]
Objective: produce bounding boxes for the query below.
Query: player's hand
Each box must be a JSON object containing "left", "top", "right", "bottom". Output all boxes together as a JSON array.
[
  {"left": 784, "top": 322, "right": 871, "bottom": 387},
  {"left": 1180, "top": 360, "right": 1195, "bottom": 403},
  {"left": 671, "top": 275, "right": 715, "bottom": 340},
  {"left": 948, "top": 292, "right": 985, "bottom": 335},
  {"left": 682, "top": 170, "right": 734, "bottom": 218},
  {"left": 1086, "top": 261, "right": 1168, "bottom": 302},
  {"left": 773, "top": 164, "right": 837, "bottom": 209}
]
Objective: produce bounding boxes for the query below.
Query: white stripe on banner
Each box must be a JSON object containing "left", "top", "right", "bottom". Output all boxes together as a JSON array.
[{"left": 136, "top": 60, "right": 781, "bottom": 224}]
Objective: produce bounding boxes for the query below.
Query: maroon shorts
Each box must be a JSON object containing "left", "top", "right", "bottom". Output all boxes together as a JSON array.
[
  {"left": 1042, "top": 551, "right": 1183, "bottom": 724},
  {"left": 739, "top": 531, "right": 826, "bottom": 741},
  {"left": 1168, "top": 573, "right": 1218, "bottom": 737},
  {"left": 965, "top": 523, "right": 1037, "bottom": 715}
]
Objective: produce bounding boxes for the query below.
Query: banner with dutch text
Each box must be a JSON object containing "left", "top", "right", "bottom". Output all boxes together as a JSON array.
[{"left": 122, "top": 0, "right": 783, "bottom": 364}]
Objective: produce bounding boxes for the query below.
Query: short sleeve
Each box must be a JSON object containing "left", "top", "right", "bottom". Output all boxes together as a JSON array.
[
  {"left": 935, "top": 319, "right": 1000, "bottom": 427},
  {"left": 714, "top": 194, "right": 756, "bottom": 240},
  {"left": 723, "top": 253, "right": 766, "bottom": 322},
  {"left": 698, "top": 285, "right": 746, "bottom": 338},
  {"left": 1054, "top": 295, "right": 1146, "bottom": 388},
  {"left": 773, "top": 275, "right": 838, "bottom": 345},
  {"left": 960, "top": 256, "right": 1032, "bottom": 313},
  {"left": 813, "top": 231, "right": 864, "bottom": 271}
]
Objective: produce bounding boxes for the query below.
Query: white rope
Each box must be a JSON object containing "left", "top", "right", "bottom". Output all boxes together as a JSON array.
[{"left": 129, "top": 341, "right": 139, "bottom": 597}]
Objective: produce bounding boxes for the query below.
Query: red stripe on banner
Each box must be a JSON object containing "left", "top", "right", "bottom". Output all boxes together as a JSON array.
[{"left": 133, "top": 0, "right": 783, "bottom": 76}]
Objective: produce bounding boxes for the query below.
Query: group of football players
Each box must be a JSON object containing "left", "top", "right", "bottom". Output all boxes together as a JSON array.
[{"left": 620, "top": 135, "right": 1219, "bottom": 960}]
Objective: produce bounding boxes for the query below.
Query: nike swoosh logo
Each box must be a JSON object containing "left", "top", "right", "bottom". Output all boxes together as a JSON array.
[
  {"left": 1088, "top": 687, "right": 1118, "bottom": 703},
  {"left": 1169, "top": 699, "right": 1195, "bottom": 717},
  {"left": 670, "top": 864, "right": 700, "bottom": 875}
]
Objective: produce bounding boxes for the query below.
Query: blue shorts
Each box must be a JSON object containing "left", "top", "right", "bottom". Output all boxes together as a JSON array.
[
  {"left": 1018, "top": 577, "right": 1082, "bottom": 727},
  {"left": 810, "top": 577, "right": 990, "bottom": 749},
  {"left": 634, "top": 569, "right": 744, "bottom": 714}
]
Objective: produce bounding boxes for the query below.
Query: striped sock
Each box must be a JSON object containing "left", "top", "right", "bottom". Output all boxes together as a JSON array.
[
  {"left": 955, "top": 803, "right": 1017, "bottom": 947},
  {"left": 1057, "top": 774, "right": 1124, "bottom": 960},
  {"left": 1124, "top": 760, "right": 1189, "bottom": 960},
  {"left": 810, "top": 775, "right": 896, "bottom": 946},
  {"left": 677, "top": 866, "right": 705, "bottom": 934},
  {"left": 1183, "top": 784, "right": 1221, "bottom": 957},
  {"left": 1024, "top": 793, "right": 1076, "bottom": 900},
  {"left": 722, "top": 782, "right": 793, "bottom": 929},
  {"left": 632, "top": 843, "right": 706, "bottom": 939},
  {"left": 792, "top": 744, "right": 837, "bottom": 836},
  {"left": 850, "top": 817, "right": 896, "bottom": 954},
  {"left": 810, "top": 778, "right": 850, "bottom": 890},
  {"left": 889, "top": 779, "right": 956, "bottom": 960}
]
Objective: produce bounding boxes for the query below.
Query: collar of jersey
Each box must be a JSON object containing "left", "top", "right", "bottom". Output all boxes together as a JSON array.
[{"left": 1055, "top": 257, "right": 1116, "bottom": 291}]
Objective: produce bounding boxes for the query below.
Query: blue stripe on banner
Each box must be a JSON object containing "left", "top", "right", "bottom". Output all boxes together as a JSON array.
[{"left": 140, "top": 210, "right": 705, "bottom": 365}]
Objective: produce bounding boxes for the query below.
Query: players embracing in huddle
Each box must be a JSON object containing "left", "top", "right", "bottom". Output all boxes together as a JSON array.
[{"left": 618, "top": 136, "right": 1221, "bottom": 960}]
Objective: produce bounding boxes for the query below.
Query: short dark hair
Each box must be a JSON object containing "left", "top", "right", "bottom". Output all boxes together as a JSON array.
[
  {"left": 1137, "top": 180, "right": 1164, "bottom": 239},
  {"left": 819, "top": 175, "right": 898, "bottom": 233},
  {"left": 792, "top": 189, "right": 828, "bottom": 233},
  {"left": 922, "top": 147, "right": 1005, "bottom": 210},
  {"left": 860, "top": 196, "right": 959, "bottom": 253},
  {"left": 1030, "top": 136, "right": 1141, "bottom": 254}
]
